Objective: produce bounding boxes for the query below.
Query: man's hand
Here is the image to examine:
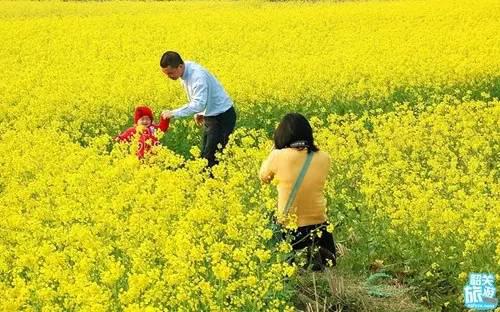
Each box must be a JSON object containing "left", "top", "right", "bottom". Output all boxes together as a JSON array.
[
  {"left": 193, "top": 113, "right": 204, "bottom": 127},
  {"left": 161, "top": 110, "right": 174, "bottom": 119}
]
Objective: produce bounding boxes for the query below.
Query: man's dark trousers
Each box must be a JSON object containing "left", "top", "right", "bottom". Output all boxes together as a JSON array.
[{"left": 201, "top": 106, "right": 236, "bottom": 167}]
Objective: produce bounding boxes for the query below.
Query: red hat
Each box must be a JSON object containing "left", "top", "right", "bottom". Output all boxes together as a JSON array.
[{"left": 134, "top": 106, "right": 154, "bottom": 124}]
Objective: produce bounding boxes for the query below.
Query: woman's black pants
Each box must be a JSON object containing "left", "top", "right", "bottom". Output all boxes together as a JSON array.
[{"left": 283, "top": 222, "right": 337, "bottom": 271}]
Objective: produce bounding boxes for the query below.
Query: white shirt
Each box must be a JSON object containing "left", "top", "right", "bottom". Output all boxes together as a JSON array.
[{"left": 172, "top": 61, "right": 233, "bottom": 118}]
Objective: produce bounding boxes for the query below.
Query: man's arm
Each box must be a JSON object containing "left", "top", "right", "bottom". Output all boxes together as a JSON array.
[{"left": 171, "top": 76, "right": 209, "bottom": 118}]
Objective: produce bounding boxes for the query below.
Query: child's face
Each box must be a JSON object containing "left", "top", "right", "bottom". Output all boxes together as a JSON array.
[{"left": 137, "top": 116, "right": 152, "bottom": 127}]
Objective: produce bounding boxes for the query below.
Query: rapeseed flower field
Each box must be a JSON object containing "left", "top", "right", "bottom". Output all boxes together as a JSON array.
[{"left": 0, "top": 0, "right": 498, "bottom": 310}]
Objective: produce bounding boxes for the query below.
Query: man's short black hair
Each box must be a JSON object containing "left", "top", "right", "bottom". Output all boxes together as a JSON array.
[
  {"left": 160, "top": 51, "right": 184, "bottom": 68},
  {"left": 273, "top": 113, "right": 319, "bottom": 152}
]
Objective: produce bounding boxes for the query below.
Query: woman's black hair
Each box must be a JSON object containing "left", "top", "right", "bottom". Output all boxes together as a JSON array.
[{"left": 273, "top": 113, "right": 319, "bottom": 152}]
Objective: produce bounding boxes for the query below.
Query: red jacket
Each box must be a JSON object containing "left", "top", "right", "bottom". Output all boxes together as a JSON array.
[{"left": 116, "top": 117, "right": 170, "bottom": 158}]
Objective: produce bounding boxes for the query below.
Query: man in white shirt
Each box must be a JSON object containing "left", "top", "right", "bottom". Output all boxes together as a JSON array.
[{"left": 160, "top": 51, "right": 237, "bottom": 167}]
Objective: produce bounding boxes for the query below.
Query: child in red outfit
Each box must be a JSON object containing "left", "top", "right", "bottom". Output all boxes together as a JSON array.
[{"left": 116, "top": 106, "right": 170, "bottom": 158}]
